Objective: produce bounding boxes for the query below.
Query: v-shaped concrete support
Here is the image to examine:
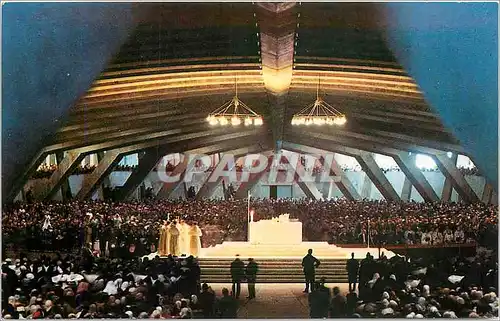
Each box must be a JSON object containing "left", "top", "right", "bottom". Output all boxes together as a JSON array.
[{"left": 42, "top": 151, "right": 85, "bottom": 201}]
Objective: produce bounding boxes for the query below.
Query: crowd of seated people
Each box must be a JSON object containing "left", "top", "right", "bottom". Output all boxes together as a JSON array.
[
  {"left": 458, "top": 167, "right": 481, "bottom": 176},
  {"left": 32, "top": 165, "right": 97, "bottom": 180},
  {"left": 309, "top": 248, "right": 497, "bottom": 318},
  {"left": 2, "top": 198, "right": 497, "bottom": 319},
  {"left": 115, "top": 165, "right": 138, "bottom": 172},
  {"left": 1, "top": 251, "right": 239, "bottom": 319},
  {"left": 33, "top": 159, "right": 482, "bottom": 180},
  {"left": 32, "top": 165, "right": 59, "bottom": 179},
  {"left": 2, "top": 200, "right": 497, "bottom": 256}
]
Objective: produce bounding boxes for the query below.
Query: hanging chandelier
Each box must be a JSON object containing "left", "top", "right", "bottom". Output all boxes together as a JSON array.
[
  {"left": 206, "top": 77, "right": 263, "bottom": 127},
  {"left": 291, "top": 76, "right": 347, "bottom": 126}
]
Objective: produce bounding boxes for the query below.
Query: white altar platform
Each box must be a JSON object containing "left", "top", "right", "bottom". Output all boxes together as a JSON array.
[
  {"left": 249, "top": 214, "right": 302, "bottom": 245},
  {"left": 198, "top": 241, "right": 395, "bottom": 259},
  {"left": 144, "top": 215, "right": 395, "bottom": 260},
  {"left": 199, "top": 215, "right": 395, "bottom": 259}
]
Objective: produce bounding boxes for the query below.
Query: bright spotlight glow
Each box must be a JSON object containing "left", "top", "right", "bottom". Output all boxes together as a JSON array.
[
  {"left": 219, "top": 117, "right": 229, "bottom": 126},
  {"left": 244, "top": 117, "right": 252, "bottom": 126},
  {"left": 209, "top": 118, "right": 218, "bottom": 126},
  {"left": 254, "top": 117, "right": 263, "bottom": 126},
  {"left": 231, "top": 116, "right": 241, "bottom": 126},
  {"left": 314, "top": 117, "right": 325, "bottom": 125}
]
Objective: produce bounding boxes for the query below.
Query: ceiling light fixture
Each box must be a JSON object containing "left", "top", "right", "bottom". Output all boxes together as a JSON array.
[
  {"left": 206, "top": 76, "right": 263, "bottom": 127},
  {"left": 291, "top": 76, "right": 347, "bottom": 126}
]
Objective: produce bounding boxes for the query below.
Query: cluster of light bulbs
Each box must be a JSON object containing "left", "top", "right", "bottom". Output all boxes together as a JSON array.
[
  {"left": 206, "top": 115, "right": 263, "bottom": 126},
  {"left": 291, "top": 115, "right": 347, "bottom": 126}
]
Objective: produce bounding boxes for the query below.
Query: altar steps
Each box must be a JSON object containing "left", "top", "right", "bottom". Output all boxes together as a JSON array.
[
  {"left": 199, "top": 258, "right": 348, "bottom": 283},
  {"left": 200, "top": 241, "right": 350, "bottom": 259}
]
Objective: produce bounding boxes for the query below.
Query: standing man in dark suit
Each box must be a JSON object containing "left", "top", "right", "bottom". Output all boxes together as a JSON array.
[
  {"left": 230, "top": 255, "right": 245, "bottom": 299},
  {"left": 346, "top": 252, "right": 359, "bottom": 292},
  {"left": 302, "top": 249, "right": 321, "bottom": 293},
  {"left": 245, "top": 258, "right": 258, "bottom": 299}
]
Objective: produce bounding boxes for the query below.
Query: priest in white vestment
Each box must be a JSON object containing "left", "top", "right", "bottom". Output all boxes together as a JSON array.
[
  {"left": 188, "top": 223, "right": 203, "bottom": 257},
  {"left": 168, "top": 222, "right": 180, "bottom": 256},
  {"left": 158, "top": 221, "right": 169, "bottom": 256},
  {"left": 178, "top": 220, "right": 190, "bottom": 255}
]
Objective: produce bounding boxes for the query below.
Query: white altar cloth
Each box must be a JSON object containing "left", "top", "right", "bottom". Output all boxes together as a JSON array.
[{"left": 249, "top": 217, "right": 302, "bottom": 245}]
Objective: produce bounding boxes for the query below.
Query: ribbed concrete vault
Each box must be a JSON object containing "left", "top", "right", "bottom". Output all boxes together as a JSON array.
[{"left": 4, "top": 2, "right": 496, "bottom": 203}]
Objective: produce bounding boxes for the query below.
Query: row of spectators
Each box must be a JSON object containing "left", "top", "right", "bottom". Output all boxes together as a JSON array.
[
  {"left": 310, "top": 249, "right": 497, "bottom": 318},
  {"left": 2, "top": 200, "right": 497, "bottom": 255},
  {"left": 32, "top": 165, "right": 97, "bottom": 180},
  {"left": 31, "top": 162, "right": 482, "bottom": 180},
  {"left": 2, "top": 252, "right": 237, "bottom": 319}
]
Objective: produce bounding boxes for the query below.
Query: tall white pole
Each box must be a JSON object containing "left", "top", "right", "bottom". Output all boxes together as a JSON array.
[
  {"left": 367, "top": 218, "right": 370, "bottom": 248},
  {"left": 247, "top": 191, "right": 251, "bottom": 242}
]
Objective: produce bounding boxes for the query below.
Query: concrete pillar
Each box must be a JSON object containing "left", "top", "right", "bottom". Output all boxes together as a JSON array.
[
  {"left": 44, "top": 151, "right": 85, "bottom": 200},
  {"left": 434, "top": 153, "right": 479, "bottom": 202},
  {"left": 401, "top": 177, "right": 413, "bottom": 201},
  {"left": 356, "top": 153, "right": 400, "bottom": 201},
  {"left": 441, "top": 153, "right": 458, "bottom": 201},
  {"left": 116, "top": 149, "right": 161, "bottom": 201},
  {"left": 56, "top": 152, "right": 73, "bottom": 201},
  {"left": 361, "top": 173, "right": 372, "bottom": 200},
  {"left": 394, "top": 152, "right": 439, "bottom": 202},
  {"left": 76, "top": 149, "right": 123, "bottom": 200}
]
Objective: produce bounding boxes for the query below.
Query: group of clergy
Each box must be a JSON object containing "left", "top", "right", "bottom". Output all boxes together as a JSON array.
[{"left": 158, "top": 219, "right": 203, "bottom": 257}]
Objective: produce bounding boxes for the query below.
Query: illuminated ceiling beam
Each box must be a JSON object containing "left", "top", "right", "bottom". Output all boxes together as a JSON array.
[
  {"left": 54, "top": 113, "right": 209, "bottom": 143},
  {"left": 63, "top": 102, "right": 206, "bottom": 127},
  {"left": 61, "top": 64, "right": 430, "bottom": 109},
  {"left": 290, "top": 71, "right": 423, "bottom": 101},
  {"left": 61, "top": 103, "right": 209, "bottom": 127},
  {"left": 281, "top": 142, "right": 361, "bottom": 200},
  {"left": 45, "top": 120, "right": 267, "bottom": 155},
  {"left": 81, "top": 70, "right": 264, "bottom": 101},
  {"left": 256, "top": 2, "right": 297, "bottom": 95},
  {"left": 256, "top": 2, "right": 298, "bottom": 143},
  {"left": 45, "top": 119, "right": 208, "bottom": 153}
]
